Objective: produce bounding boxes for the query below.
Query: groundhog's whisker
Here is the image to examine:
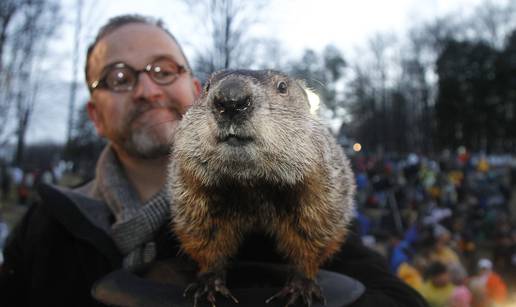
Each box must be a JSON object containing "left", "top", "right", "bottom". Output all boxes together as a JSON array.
[{"left": 305, "top": 77, "right": 328, "bottom": 91}]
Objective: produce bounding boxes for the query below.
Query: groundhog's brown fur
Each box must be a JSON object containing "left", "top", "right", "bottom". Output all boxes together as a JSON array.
[{"left": 168, "top": 69, "right": 355, "bottom": 305}]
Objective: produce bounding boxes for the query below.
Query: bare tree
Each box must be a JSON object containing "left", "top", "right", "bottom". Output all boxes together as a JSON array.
[
  {"left": 184, "top": 0, "right": 269, "bottom": 81},
  {"left": 347, "top": 63, "right": 378, "bottom": 151},
  {"left": 66, "top": 0, "right": 83, "bottom": 145},
  {"left": 396, "top": 27, "right": 442, "bottom": 153},
  {"left": 0, "top": 0, "right": 61, "bottom": 165},
  {"left": 346, "top": 0, "right": 516, "bottom": 154},
  {"left": 0, "top": 0, "right": 18, "bottom": 73},
  {"left": 65, "top": 0, "right": 103, "bottom": 145},
  {"left": 368, "top": 32, "right": 397, "bottom": 152},
  {"left": 0, "top": 0, "right": 25, "bottom": 145},
  {"left": 289, "top": 45, "right": 347, "bottom": 116},
  {"left": 469, "top": 0, "right": 516, "bottom": 48}
]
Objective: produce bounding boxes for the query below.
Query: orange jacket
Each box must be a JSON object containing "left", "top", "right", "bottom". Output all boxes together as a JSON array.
[{"left": 486, "top": 272, "right": 507, "bottom": 303}]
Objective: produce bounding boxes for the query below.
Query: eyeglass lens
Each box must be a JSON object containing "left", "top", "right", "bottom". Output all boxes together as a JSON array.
[{"left": 104, "top": 58, "right": 183, "bottom": 91}]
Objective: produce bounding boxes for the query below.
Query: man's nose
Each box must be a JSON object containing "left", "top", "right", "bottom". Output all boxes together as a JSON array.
[{"left": 132, "top": 72, "right": 164, "bottom": 102}]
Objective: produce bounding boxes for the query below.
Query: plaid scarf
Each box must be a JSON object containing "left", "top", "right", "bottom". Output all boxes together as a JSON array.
[{"left": 93, "top": 146, "right": 170, "bottom": 268}]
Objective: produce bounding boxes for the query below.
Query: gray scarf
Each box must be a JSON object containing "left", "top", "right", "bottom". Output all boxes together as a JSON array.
[{"left": 92, "top": 146, "right": 171, "bottom": 268}]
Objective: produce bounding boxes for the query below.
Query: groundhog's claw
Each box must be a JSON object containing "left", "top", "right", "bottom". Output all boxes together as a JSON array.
[
  {"left": 265, "top": 276, "right": 325, "bottom": 307},
  {"left": 184, "top": 272, "right": 239, "bottom": 307}
]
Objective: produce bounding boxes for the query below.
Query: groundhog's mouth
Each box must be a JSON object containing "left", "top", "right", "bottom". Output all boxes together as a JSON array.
[{"left": 219, "top": 135, "right": 254, "bottom": 146}]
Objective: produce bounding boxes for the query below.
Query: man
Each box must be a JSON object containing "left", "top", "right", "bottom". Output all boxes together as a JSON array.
[
  {"left": 469, "top": 258, "right": 508, "bottom": 306},
  {"left": 0, "top": 14, "right": 200, "bottom": 306},
  {"left": 0, "top": 14, "right": 427, "bottom": 307}
]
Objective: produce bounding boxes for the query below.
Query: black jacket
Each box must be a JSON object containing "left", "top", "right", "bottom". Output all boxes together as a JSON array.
[{"left": 0, "top": 183, "right": 427, "bottom": 307}]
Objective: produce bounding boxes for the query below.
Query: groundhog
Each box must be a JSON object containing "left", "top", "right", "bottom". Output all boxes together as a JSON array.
[{"left": 168, "top": 69, "right": 356, "bottom": 307}]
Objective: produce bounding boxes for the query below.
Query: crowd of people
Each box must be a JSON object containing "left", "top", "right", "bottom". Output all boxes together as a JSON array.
[
  {"left": 0, "top": 161, "right": 67, "bottom": 205},
  {"left": 351, "top": 150, "right": 516, "bottom": 307}
]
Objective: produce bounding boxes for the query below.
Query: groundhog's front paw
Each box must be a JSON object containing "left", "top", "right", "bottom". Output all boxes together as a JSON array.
[
  {"left": 184, "top": 272, "right": 239, "bottom": 307},
  {"left": 266, "top": 275, "right": 325, "bottom": 307}
]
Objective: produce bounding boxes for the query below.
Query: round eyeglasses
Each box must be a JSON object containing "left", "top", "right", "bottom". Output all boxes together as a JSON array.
[{"left": 89, "top": 57, "right": 188, "bottom": 92}]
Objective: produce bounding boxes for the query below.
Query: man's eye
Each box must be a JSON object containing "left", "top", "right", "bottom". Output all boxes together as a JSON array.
[
  {"left": 154, "top": 69, "right": 174, "bottom": 78},
  {"left": 107, "top": 69, "right": 134, "bottom": 86},
  {"left": 152, "top": 67, "right": 176, "bottom": 80},
  {"left": 114, "top": 72, "right": 131, "bottom": 85}
]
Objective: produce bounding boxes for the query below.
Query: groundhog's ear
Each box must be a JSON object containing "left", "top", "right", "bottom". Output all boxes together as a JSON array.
[{"left": 295, "top": 79, "right": 321, "bottom": 114}]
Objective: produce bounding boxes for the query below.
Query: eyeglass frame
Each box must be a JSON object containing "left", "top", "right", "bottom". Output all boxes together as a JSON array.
[{"left": 88, "top": 56, "right": 189, "bottom": 92}]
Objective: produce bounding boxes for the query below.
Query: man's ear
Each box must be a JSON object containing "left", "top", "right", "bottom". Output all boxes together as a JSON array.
[
  {"left": 192, "top": 77, "right": 202, "bottom": 98},
  {"left": 86, "top": 100, "right": 105, "bottom": 137}
]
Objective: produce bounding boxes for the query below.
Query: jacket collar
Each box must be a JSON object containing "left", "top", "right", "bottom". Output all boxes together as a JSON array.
[{"left": 37, "top": 182, "right": 122, "bottom": 267}]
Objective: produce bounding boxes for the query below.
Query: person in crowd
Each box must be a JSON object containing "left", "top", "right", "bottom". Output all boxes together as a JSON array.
[
  {"left": 469, "top": 258, "right": 507, "bottom": 307},
  {"left": 448, "top": 265, "right": 472, "bottom": 307},
  {"left": 397, "top": 254, "right": 426, "bottom": 291},
  {"left": 419, "top": 261, "right": 456, "bottom": 307},
  {"left": 428, "top": 224, "right": 463, "bottom": 270}
]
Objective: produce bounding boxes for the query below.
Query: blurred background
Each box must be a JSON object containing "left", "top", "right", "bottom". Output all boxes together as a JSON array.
[{"left": 2, "top": 0, "right": 516, "bottom": 305}]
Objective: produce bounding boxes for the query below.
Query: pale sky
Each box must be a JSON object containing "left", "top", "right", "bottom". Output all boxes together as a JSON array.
[
  {"left": 27, "top": 0, "right": 489, "bottom": 143},
  {"left": 68, "top": 0, "right": 486, "bottom": 60}
]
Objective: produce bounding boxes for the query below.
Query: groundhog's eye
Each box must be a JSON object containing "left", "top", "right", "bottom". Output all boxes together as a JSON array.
[{"left": 277, "top": 81, "right": 288, "bottom": 94}]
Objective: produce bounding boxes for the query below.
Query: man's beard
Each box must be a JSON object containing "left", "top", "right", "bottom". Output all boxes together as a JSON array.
[
  {"left": 121, "top": 128, "right": 171, "bottom": 159},
  {"left": 116, "top": 102, "right": 180, "bottom": 159}
]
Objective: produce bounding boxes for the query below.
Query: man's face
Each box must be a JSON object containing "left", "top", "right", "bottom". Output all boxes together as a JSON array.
[{"left": 87, "top": 23, "right": 201, "bottom": 159}]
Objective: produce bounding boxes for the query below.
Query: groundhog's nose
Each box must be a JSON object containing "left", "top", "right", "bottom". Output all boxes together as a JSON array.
[{"left": 213, "top": 79, "right": 252, "bottom": 118}]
